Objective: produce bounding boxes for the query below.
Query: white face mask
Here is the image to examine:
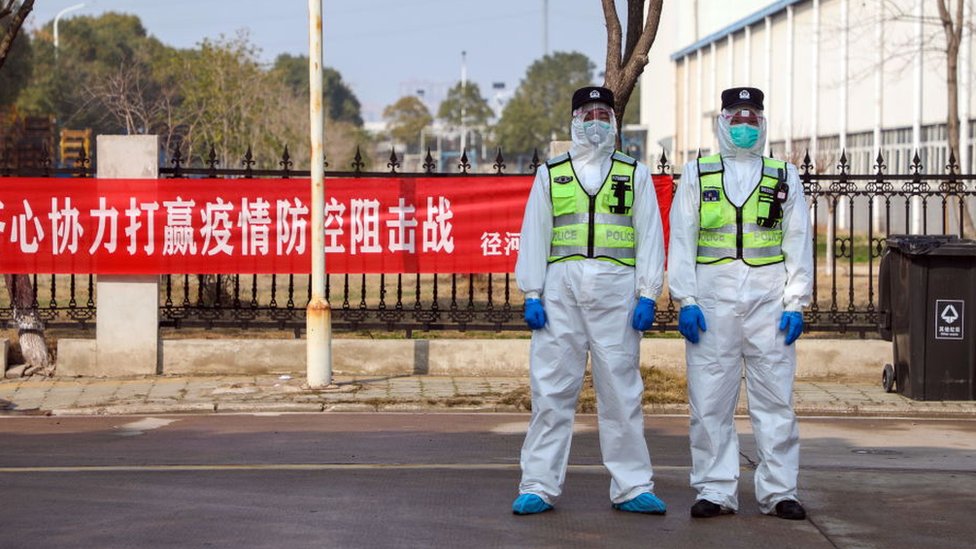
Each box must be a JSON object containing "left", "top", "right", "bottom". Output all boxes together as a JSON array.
[
  {"left": 571, "top": 103, "right": 617, "bottom": 151},
  {"left": 582, "top": 120, "right": 613, "bottom": 144}
]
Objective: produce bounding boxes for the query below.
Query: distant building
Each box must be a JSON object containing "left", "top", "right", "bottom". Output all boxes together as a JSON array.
[{"left": 640, "top": 0, "right": 976, "bottom": 175}]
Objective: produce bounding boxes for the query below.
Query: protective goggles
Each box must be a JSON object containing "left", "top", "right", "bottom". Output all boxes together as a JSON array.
[
  {"left": 574, "top": 103, "right": 614, "bottom": 123},
  {"left": 721, "top": 107, "right": 764, "bottom": 126}
]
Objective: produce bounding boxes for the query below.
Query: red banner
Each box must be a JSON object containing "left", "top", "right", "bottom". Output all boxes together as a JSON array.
[{"left": 0, "top": 176, "right": 672, "bottom": 274}]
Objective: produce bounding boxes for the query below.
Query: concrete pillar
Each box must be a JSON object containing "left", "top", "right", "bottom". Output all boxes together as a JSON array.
[
  {"left": 786, "top": 5, "right": 794, "bottom": 155},
  {"left": 811, "top": 0, "right": 820, "bottom": 166},
  {"left": 764, "top": 16, "right": 772, "bottom": 157},
  {"left": 95, "top": 135, "right": 160, "bottom": 376},
  {"left": 683, "top": 56, "right": 690, "bottom": 163},
  {"left": 710, "top": 42, "right": 718, "bottom": 152},
  {"left": 696, "top": 49, "right": 703, "bottom": 151}
]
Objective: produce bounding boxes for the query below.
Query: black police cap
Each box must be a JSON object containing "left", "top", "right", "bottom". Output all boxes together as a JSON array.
[
  {"left": 721, "top": 87, "right": 764, "bottom": 111},
  {"left": 572, "top": 86, "right": 615, "bottom": 112}
]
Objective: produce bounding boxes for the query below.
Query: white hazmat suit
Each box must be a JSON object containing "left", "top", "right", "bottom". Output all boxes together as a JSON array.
[
  {"left": 667, "top": 106, "right": 813, "bottom": 514},
  {"left": 514, "top": 102, "right": 666, "bottom": 506}
]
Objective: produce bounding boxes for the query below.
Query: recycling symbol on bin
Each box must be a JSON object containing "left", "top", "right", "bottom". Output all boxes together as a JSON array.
[{"left": 941, "top": 304, "right": 960, "bottom": 324}]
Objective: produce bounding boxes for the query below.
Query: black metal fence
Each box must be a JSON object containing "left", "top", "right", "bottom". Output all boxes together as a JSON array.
[{"left": 2, "top": 144, "right": 975, "bottom": 337}]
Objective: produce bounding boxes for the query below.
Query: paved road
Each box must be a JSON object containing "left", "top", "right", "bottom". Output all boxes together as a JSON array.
[{"left": 0, "top": 414, "right": 973, "bottom": 548}]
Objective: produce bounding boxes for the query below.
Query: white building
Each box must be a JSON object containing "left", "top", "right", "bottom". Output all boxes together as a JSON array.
[{"left": 639, "top": 0, "right": 976, "bottom": 175}]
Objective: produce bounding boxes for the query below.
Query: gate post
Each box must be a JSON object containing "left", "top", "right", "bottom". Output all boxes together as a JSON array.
[{"left": 94, "top": 135, "right": 160, "bottom": 376}]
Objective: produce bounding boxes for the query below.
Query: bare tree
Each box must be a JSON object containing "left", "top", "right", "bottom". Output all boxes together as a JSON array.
[
  {"left": 936, "top": 1, "right": 967, "bottom": 171},
  {"left": 0, "top": 0, "right": 33, "bottom": 71},
  {"left": 86, "top": 58, "right": 183, "bottom": 153},
  {"left": 601, "top": 0, "right": 664, "bottom": 145},
  {"left": 853, "top": 1, "right": 976, "bottom": 233},
  {"left": 3, "top": 275, "right": 50, "bottom": 375},
  {"left": 1, "top": 1, "right": 50, "bottom": 375},
  {"left": 933, "top": 0, "right": 976, "bottom": 236}
]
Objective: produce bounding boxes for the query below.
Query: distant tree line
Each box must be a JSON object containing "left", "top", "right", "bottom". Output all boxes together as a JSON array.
[
  {"left": 383, "top": 51, "right": 641, "bottom": 163},
  {"left": 3, "top": 10, "right": 649, "bottom": 171},
  {"left": 1, "top": 11, "right": 366, "bottom": 169}
]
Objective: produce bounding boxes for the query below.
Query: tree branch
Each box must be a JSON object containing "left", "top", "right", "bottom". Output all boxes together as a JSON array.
[
  {"left": 0, "top": 0, "right": 34, "bottom": 72},
  {"left": 602, "top": 0, "right": 623, "bottom": 82},
  {"left": 623, "top": 0, "right": 643, "bottom": 64},
  {"left": 1, "top": 1, "right": 15, "bottom": 20},
  {"left": 622, "top": 0, "right": 663, "bottom": 84}
]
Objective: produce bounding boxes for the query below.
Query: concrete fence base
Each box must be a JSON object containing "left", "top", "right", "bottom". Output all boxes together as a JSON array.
[{"left": 55, "top": 338, "right": 891, "bottom": 380}]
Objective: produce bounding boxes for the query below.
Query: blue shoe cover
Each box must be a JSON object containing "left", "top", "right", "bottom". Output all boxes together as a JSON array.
[
  {"left": 512, "top": 493, "right": 553, "bottom": 515},
  {"left": 612, "top": 492, "right": 667, "bottom": 514}
]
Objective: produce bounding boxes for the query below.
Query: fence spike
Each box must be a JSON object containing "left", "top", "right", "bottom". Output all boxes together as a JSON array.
[
  {"left": 352, "top": 146, "right": 365, "bottom": 173},
  {"left": 242, "top": 145, "right": 255, "bottom": 177},
  {"left": 873, "top": 150, "right": 886, "bottom": 174},
  {"left": 529, "top": 149, "right": 541, "bottom": 172},
  {"left": 801, "top": 149, "right": 812, "bottom": 175},
  {"left": 423, "top": 147, "right": 436, "bottom": 174},
  {"left": 493, "top": 148, "right": 506, "bottom": 175},
  {"left": 207, "top": 144, "right": 219, "bottom": 171},
  {"left": 280, "top": 145, "right": 293, "bottom": 176},
  {"left": 947, "top": 149, "right": 959, "bottom": 175},
  {"left": 911, "top": 150, "right": 923, "bottom": 175},
  {"left": 838, "top": 149, "right": 850, "bottom": 174},
  {"left": 388, "top": 147, "right": 400, "bottom": 173}
]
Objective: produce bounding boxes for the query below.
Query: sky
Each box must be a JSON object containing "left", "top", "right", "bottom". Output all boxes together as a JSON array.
[{"left": 26, "top": 0, "right": 616, "bottom": 123}]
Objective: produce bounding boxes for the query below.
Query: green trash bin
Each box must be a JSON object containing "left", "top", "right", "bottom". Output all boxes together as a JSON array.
[{"left": 878, "top": 235, "right": 976, "bottom": 400}]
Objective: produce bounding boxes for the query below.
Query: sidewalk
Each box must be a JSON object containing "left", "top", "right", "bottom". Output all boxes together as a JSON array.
[{"left": 1, "top": 373, "right": 975, "bottom": 417}]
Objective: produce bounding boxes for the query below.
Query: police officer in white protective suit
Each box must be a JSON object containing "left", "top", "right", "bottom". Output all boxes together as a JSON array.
[
  {"left": 668, "top": 87, "right": 813, "bottom": 520},
  {"left": 511, "top": 86, "right": 667, "bottom": 516}
]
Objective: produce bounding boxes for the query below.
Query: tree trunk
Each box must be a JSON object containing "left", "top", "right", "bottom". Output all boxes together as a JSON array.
[
  {"left": 601, "top": 0, "right": 664, "bottom": 151},
  {"left": 3, "top": 274, "right": 51, "bottom": 376},
  {"left": 937, "top": 0, "right": 976, "bottom": 236},
  {"left": 0, "top": 0, "right": 34, "bottom": 72}
]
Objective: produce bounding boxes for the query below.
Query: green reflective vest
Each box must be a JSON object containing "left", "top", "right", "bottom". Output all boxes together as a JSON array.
[
  {"left": 548, "top": 151, "right": 637, "bottom": 266},
  {"left": 696, "top": 153, "right": 786, "bottom": 266}
]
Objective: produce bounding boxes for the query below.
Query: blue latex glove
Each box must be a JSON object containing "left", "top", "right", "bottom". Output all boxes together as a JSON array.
[
  {"left": 631, "top": 297, "right": 656, "bottom": 331},
  {"left": 523, "top": 298, "right": 546, "bottom": 330},
  {"left": 779, "top": 311, "right": 804, "bottom": 345},
  {"left": 678, "top": 305, "right": 707, "bottom": 344}
]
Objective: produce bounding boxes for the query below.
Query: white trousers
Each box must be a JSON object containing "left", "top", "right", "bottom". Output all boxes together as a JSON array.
[
  {"left": 685, "top": 262, "right": 800, "bottom": 514},
  {"left": 518, "top": 260, "right": 654, "bottom": 504}
]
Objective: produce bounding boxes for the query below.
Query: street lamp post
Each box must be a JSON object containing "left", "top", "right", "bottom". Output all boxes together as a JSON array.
[
  {"left": 460, "top": 51, "right": 467, "bottom": 157},
  {"left": 306, "top": 0, "right": 332, "bottom": 388},
  {"left": 54, "top": 3, "right": 86, "bottom": 60}
]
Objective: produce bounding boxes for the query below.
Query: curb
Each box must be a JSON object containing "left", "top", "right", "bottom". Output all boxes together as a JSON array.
[{"left": 31, "top": 401, "right": 976, "bottom": 418}]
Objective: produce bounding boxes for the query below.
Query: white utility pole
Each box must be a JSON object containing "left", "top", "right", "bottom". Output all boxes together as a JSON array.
[
  {"left": 306, "top": 0, "right": 332, "bottom": 388},
  {"left": 786, "top": 5, "right": 795, "bottom": 155},
  {"left": 911, "top": 0, "right": 924, "bottom": 234},
  {"left": 873, "top": 0, "right": 885, "bottom": 234},
  {"left": 543, "top": 0, "right": 549, "bottom": 56},
  {"left": 811, "top": 0, "right": 820, "bottom": 167},
  {"left": 460, "top": 51, "right": 467, "bottom": 157},
  {"left": 838, "top": 0, "right": 849, "bottom": 232},
  {"left": 54, "top": 3, "right": 86, "bottom": 60},
  {"left": 962, "top": 0, "right": 973, "bottom": 175},
  {"left": 764, "top": 16, "right": 772, "bottom": 156}
]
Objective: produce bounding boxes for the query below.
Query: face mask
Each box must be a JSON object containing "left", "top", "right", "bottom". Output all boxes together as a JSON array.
[
  {"left": 583, "top": 120, "right": 612, "bottom": 144},
  {"left": 729, "top": 124, "right": 760, "bottom": 149}
]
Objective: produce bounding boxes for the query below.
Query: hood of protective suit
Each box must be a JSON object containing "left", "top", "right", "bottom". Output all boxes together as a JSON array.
[
  {"left": 717, "top": 109, "right": 767, "bottom": 160},
  {"left": 569, "top": 108, "right": 618, "bottom": 168}
]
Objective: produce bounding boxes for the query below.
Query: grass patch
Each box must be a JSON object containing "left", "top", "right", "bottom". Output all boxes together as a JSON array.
[
  {"left": 814, "top": 231, "right": 874, "bottom": 263},
  {"left": 497, "top": 366, "right": 688, "bottom": 413},
  {"left": 436, "top": 397, "right": 485, "bottom": 407},
  {"left": 498, "top": 386, "right": 531, "bottom": 410},
  {"left": 640, "top": 366, "right": 688, "bottom": 405}
]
